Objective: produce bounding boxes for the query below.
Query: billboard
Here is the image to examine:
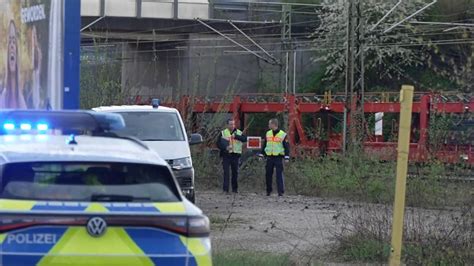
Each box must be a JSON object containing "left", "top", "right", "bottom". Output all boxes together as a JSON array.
[{"left": 0, "top": 0, "right": 79, "bottom": 110}]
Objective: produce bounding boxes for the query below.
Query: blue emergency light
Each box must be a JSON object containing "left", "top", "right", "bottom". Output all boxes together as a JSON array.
[
  {"left": 37, "top": 123, "right": 49, "bottom": 131},
  {"left": 152, "top": 99, "right": 160, "bottom": 108},
  {"left": 20, "top": 124, "right": 32, "bottom": 130},
  {"left": 0, "top": 110, "right": 125, "bottom": 135},
  {"left": 3, "top": 122, "right": 49, "bottom": 132},
  {"left": 3, "top": 123, "right": 15, "bottom": 130}
]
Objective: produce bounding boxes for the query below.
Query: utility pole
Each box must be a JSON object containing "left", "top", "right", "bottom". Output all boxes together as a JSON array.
[
  {"left": 344, "top": 0, "right": 365, "bottom": 152},
  {"left": 281, "top": 3, "right": 292, "bottom": 135},
  {"left": 281, "top": 3, "right": 292, "bottom": 94}
]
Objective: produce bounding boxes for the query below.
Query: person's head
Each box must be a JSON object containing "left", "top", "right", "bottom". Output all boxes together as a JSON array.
[
  {"left": 268, "top": 118, "right": 279, "bottom": 130},
  {"left": 226, "top": 119, "right": 235, "bottom": 131},
  {"left": 8, "top": 20, "right": 18, "bottom": 73}
]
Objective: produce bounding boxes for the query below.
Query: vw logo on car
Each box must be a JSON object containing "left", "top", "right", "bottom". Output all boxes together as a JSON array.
[{"left": 86, "top": 217, "right": 107, "bottom": 237}]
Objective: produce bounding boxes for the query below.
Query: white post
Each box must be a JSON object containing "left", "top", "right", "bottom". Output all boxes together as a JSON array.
[{"left": 47, "top": 0, "right": 64, "bottom": 110}]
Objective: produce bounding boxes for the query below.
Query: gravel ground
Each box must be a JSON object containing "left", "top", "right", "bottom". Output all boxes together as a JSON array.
[
  {"left": 195, "top": 190, "right": 469, "bottom": 265},
  {"left": 195, "top": 190, "right": 349, "bottom": 260}
]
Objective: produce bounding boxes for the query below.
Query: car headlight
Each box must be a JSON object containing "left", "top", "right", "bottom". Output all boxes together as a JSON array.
[{"left": 168, "top": 157, "right": 192, "bottom": 170}]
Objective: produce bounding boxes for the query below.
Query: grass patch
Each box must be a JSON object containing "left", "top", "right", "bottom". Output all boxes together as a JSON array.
[
  {"left": 193, "top": 148, "right": 471, "bottom": 208},
  {"left": 335, "top": 234, "right": 472, "bottom": 265},
  {"left": 287, "top": 152, "right": 396, "bottom": 203},
  {"left": 213, "top": 250, "right": 290, "bottom": 266}
]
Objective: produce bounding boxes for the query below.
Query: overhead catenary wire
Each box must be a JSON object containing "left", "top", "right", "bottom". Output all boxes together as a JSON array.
[
  {"left": 81, "top": 18, "right": 321, "bottom": 41},
  {"left": 79, "top": 29, "right": 472, "bottom": 53},
  {"left": 81, "top": 4, "right": 471, "bottom": 45},
  {"left": 410, "top": 21, "right": 474, "bottom": 27},
  {"left": 80, "top": 23, "right": 471, "bottom": 48},
  {"left": 83, "top": 44, "right": 473, "bottom": 64},
  {"left": 212, "top": 6, "right": 318, "bottom": 16},
  {"left": 81, "top": 29, "right": 473, "bottom": 55},
  {"left": 443, "top": 26, "right": 474, "bottom": 32},
  {"left": 84, "top": 40, "right": 474, "bottom": 63},
  {"left": 82, "top": 38, "right": 474, "bottom": 61},
  {"left": 80, "top": 32, "right": 315, "bottom": 46},
  {"left": 227, "top": 39, "right": 474, "bottom": 54},
  {"left": 81, "top": 19, "right": 474, "bottom": 50},
  {"left": 383, "top": 0, "right": 438, "bottom": 33},
  {"left": 81, "top": 16, "right": 105, "bottom": 32},
  {"left": 370, "top": 0, "right": 403, "bottom": 32},
  {"left": 83, "top": 21, "right": 474, "bottom": 46},
  {"left": 196, "top": 18, "right": 279, "bottom": 65},
  {"left": 228, "top": 20, "right": 280, "bottom": 64}
]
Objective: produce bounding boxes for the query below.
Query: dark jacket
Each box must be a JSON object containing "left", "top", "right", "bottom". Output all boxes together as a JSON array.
[
  {"left": 217, "top": 128, "right": 247, "bottom": 157},
  {"left": 261, "top": 129, "right": 290, "bottom": 157}
]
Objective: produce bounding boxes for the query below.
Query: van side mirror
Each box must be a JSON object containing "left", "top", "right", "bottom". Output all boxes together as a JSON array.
[{"left": 189, "top": 133, "right": 203, "bottom": 145}]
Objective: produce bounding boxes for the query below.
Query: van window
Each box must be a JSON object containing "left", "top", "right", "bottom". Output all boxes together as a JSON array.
[
  {"left": 0, "top": 162, "right": 181, "bottom": 202},
  {"left": 115, "top": 112, "right": 185, "bottom": 141}
]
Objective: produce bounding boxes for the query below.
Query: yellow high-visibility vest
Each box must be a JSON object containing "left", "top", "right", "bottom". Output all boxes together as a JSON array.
[
  {"left": 222, "top": 128, "right": 243, "bottom": 154},
  {"left": 264, "top": 130, "right": 286, "bottom": 156}
]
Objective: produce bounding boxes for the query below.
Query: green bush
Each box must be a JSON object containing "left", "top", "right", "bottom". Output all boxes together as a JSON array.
[{"left": 336, "top": 234, "right": 471, "bottom": 265}]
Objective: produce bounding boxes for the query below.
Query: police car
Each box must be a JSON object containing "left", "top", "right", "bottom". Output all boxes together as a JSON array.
[
  {"left": 93, "top": 100, "right": 202, "bottom": 203},
  {"left": 0, "top": 110, "right": 211, "bottom": 266}
]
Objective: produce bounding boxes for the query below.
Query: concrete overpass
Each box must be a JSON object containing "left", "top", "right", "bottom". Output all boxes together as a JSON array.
[
  {"left": 79, "top": 0, "right": 320, "bottom": 98},
  {"left": 81, "top": 0, "right": 209, "bottom": 20}
]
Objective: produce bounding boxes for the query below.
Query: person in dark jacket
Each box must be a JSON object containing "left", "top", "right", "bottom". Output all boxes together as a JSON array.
[
  {"left": 217, "top": 119, "right": 247, "bottom": 193},
  {"left": 258, "top": 118, "right": 290, "bottom": 196}
]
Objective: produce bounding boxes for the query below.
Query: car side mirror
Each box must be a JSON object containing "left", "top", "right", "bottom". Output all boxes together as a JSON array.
[{"left": 189, "top": 133, "right": 203, "bottom": 145}]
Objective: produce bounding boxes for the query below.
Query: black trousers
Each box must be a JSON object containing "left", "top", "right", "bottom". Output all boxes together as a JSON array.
[
  {"left": 265, "top": 156, "right": 284, "bottom": 195},
  {"left": 222, "top": 153, "right": 240, "bottom": 192}
]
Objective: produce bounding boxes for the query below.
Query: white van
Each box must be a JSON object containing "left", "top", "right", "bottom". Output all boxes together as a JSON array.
[{"left": 93, "top": 100, "right": 203, "bottom": 202}]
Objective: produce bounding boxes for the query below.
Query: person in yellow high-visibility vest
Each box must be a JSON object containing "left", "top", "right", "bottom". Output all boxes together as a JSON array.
[
  {"left": 217, "top": 119, "right": 247, "bottom": 193},
  {"left": 258, "top": 118, "right": 290, "bottom": 196}
]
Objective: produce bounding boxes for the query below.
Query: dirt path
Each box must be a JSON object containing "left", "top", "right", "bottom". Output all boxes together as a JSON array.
[
  {"left": 196, "top": 191, "right": 349, "bottom": 260},
  {"left": 195, "top": 188, "right": 470, "bottom": 265}
]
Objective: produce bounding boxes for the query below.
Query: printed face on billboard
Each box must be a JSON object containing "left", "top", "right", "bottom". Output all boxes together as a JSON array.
[{"left": 1, "top": 1, "right": 62, "bottom": 109}]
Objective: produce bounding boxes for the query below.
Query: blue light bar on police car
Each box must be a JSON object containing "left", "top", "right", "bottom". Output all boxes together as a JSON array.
[
  {"left": 0, "top": 110, "right": 125, "bottom": 135},
  {"left": 152, "top": 99, "right": 160, "bottom": 108}
]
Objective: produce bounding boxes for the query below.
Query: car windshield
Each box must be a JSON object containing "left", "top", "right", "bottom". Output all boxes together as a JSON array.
[
  {"left": 114, "top": 112, "right": 185, "bottom": 141},
  {"left": 0, "top": 162, "right": 180, "bottom": 202}
]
